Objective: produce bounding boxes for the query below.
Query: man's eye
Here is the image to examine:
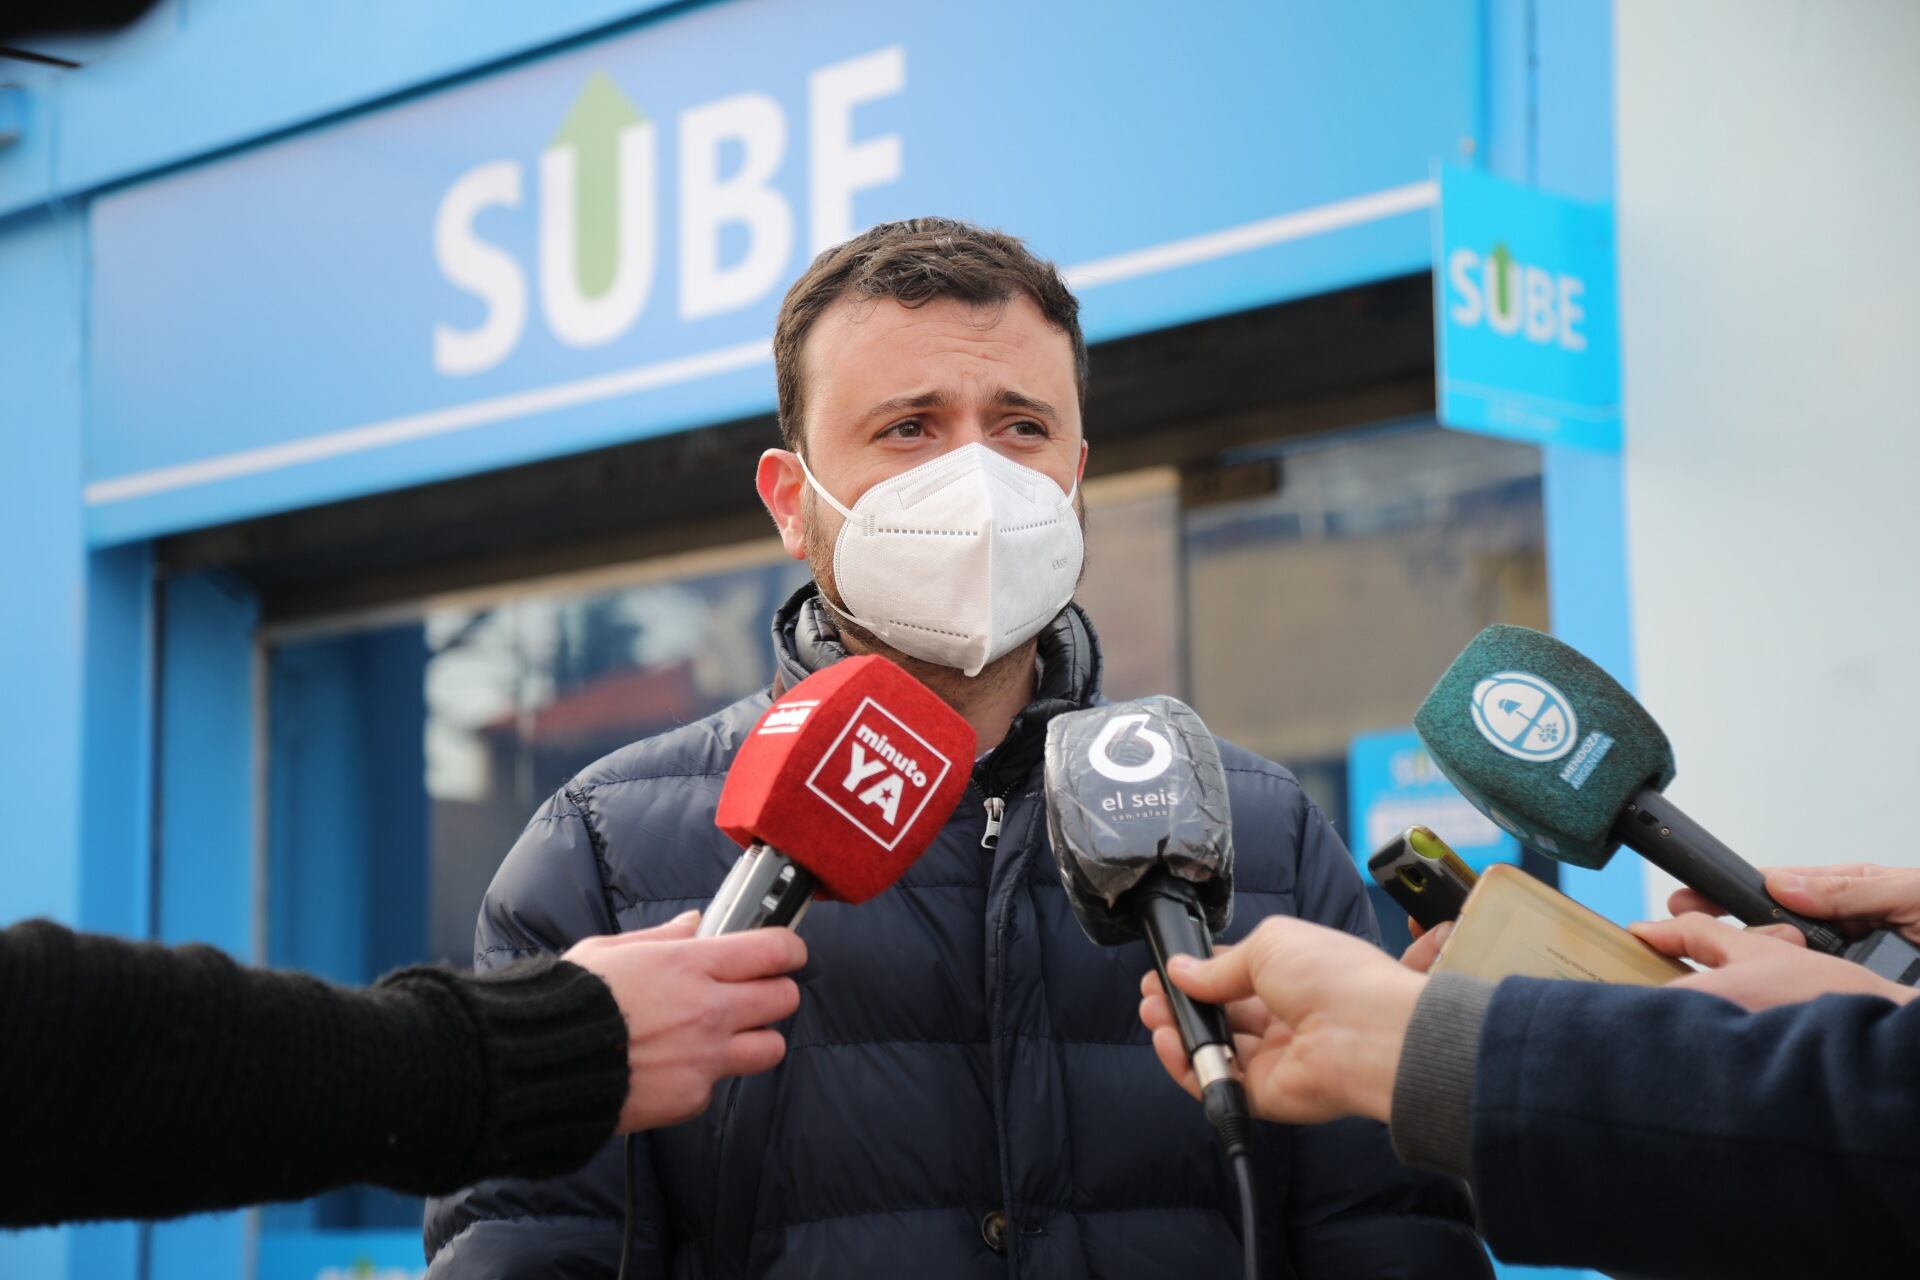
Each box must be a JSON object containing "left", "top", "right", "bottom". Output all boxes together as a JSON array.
[
  {"left": 881, "top": 419, "right": 925, "bottom": 439},
  {"left": 1005, "top": 419, "right": 1049, "bottom": 437}
]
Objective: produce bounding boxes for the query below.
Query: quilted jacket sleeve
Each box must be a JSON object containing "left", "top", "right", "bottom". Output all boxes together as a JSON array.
[
  {"left": 423, "top": 788, "right": 670, "bottom": 1279},
  {"left": 1283, "top": 798, "right": 1493, "bottom": 1279},
  {"left": 1470, "top": 979, "right": 1920, "bottom": 1276}
]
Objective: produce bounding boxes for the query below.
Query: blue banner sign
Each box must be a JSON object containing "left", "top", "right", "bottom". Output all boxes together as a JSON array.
[
  {"left": 1434, "top": 164, "right": 1620, "bottom": 451},
  {"left": 1348, "top": 727, "right": 1520, "bottom": 874},
  {"left": 86, "top": 0, "right": 1480, "bottom": 543}
]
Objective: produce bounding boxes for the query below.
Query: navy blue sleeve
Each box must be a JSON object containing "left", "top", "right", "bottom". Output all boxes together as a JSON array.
[{"left": 1472, "top": 978, "right": 1920, "bottom": 1276}]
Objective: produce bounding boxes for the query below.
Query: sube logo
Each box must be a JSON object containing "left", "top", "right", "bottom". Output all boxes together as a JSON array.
[
  {"left": 1447, "top": 241, "right": 1588, "bottom": 352},
  {"left": 805, "top": 696, "right": 952, "bottom": 850},
  {"left": 433, "top": 47, "right": 905, "bottom": 376}
]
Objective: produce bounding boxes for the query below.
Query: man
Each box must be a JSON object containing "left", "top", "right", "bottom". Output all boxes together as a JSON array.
[
  {"left": 425, "top": 219, "right": 1489, "bottom": 1277},
  {"left": 1140, "top": 864, "right": 1920, "bottom": 1276}
]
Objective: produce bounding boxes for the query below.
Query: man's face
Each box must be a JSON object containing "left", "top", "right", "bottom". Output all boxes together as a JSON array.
[{"left": 757, "top": 292, "right": 1087, "bottom": 616}]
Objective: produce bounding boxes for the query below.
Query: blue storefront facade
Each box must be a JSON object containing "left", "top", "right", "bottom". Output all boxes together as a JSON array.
[{"left": 2, "top": 3, "right": 1629, "bottom": 1277}]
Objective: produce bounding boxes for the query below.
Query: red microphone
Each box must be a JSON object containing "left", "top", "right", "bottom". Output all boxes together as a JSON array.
[{"left": 697, "top": 656, "right": 976, "bottom": 936}]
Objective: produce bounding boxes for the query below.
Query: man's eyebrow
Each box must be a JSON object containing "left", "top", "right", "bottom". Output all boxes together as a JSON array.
[
  {"left": 855, "top": 388, "right": 1060, "bottom": 422},
  {"left": 858, "top": 391, "right": 950, "bottom": 421},
  {"left": 992, "top": 389, "right": 1059, "bottom": 418}
]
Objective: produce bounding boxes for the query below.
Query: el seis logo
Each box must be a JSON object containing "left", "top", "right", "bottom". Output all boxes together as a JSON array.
[
  {"left": 432, "top": 47, "right": 904, "bottom": 375},
  {"left": 1089, "top": 713, "right": 1180, "bottom": 817}
]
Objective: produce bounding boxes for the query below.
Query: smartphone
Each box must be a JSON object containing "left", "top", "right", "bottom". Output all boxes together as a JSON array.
[{"left": 1367, "top": 826, "right": 1479, "bottom": 932}]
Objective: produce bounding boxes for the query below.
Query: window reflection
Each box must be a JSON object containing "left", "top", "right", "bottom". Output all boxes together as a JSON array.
[
  {"left": 1074, "top": 468, "right": 1183, "bottom": 701},
  {"left": 423, "top": 553, "right": 812, "bottom": 965},
  {"left": 1184, "top": 424, "right": 1547, "bottom": 829}
]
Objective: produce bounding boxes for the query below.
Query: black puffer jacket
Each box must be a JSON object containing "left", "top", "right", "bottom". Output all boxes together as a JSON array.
[{"left": 424, "top": 588, "right": 1488, "bottom": 1278}]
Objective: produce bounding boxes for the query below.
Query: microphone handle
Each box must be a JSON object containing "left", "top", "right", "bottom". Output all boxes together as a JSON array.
[
  {"left": 1131, "top": 868, "right": 1234, "bottom": 1082},
  {"left": 697, "top": 843, "right": 819, "bottom": 937},
  {"left": 1614, "top": 788, "right": 1847, "bottom": 955},
  {"left": 1130, "top": 867, "right": 1254, "bottom": 1164}
]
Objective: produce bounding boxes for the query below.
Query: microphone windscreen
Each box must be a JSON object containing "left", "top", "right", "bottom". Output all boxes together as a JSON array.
[
  {"left": 1413, "top": 625, "right": 1676, "bottom": 869},
  {"left": 717, "top": 655, "right": 975, "bottom": 903},
  {"left": 1043, "top": 697, "right": 1234, "bottom": 946}
]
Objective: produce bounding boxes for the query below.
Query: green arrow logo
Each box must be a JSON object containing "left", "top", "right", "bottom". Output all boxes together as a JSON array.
[
  {"left": 1488, "top": 241, "right": 1513, "bottom": 317},
  {"left": 550, "top": 73, "right": 647, "bottom": 300}
]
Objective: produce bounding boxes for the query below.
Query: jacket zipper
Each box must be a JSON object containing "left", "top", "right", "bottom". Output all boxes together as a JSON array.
[
  {"left": 980, "top": 795, "right": 1007, "bottom": 850},
  {"left": 974, "top": 734, "right": 1023, "bottom": 851}
]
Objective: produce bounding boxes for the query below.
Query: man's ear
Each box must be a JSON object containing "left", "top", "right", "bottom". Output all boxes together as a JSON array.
[
  {"left": 756, "top": 449, "right": 809, "bottom": 561},
  {"left": 1076, "top": 439, "right": 1089, "bottom": 484}
]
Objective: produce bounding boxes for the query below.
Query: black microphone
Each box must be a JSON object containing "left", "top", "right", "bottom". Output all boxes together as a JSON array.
[
  {"left": 1414, "top": 625, "right": 1920, "bottom": 985},
  {"left": 1042, "top": 698, "right": 1252, "bottom": 1161}
]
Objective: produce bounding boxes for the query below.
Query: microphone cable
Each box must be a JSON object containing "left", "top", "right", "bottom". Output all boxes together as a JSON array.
[
  {"left": 1232, "top": 1150, "right": 1259, "bottom": 1278},
  {"left": 1203, "top": 1072, "right": 1259, "bottom": 1277},
  {"left": 1198, "top": 1066, "right": 1259, "bottom": 1274}
]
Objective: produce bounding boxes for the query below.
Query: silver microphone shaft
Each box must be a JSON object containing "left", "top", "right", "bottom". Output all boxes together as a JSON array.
[{"left": 697, "top": 843, "right": 818, "bottom": 936}]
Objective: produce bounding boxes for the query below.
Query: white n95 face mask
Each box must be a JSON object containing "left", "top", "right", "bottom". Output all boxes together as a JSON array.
[{"left": 800, "top": 443, "right": 1084, "bottom": 677}]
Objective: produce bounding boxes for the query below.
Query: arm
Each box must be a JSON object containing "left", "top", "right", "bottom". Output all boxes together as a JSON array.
[
  {"left": 1462, "top": 977, "right": 1920, "bottom": 1276},
  {"left": 1149, "top": 911, "right": 1920, "bottom": 1278},
  {"left": 0, "top": 919, "right": 626, "bottom": 1229},
  {"left": 1278, "top": 799, "right": 1493, "bottom": 1278}
]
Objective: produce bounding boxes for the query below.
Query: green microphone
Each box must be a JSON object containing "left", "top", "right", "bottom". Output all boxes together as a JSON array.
[{"left": 1411, "top": 625, "right": 1911, "bottom": 972}]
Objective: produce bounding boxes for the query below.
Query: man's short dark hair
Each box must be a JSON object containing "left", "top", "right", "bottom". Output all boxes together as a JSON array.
[{"left": 772, "top": 217, "right": 1087, "bottom": 454}]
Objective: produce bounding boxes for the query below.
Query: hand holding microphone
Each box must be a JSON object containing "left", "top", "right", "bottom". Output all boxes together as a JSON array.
[
  {"left": 1139, "top": 917, "right": 1424, "bottom": 1127},
  {"left": 583, "top": 656, "right": 972, "bottom": 1144},
  {"left": 1144, "top": 856, "right": 1920, "bottom": 1130},
  {"left": 1138, "top": 902, "right": 1918, "bottom": 1128},
  {"left": 562, "top": 913, "right": 807, "bottom": 1133},
  {"left": 1625, "top": 861, "right": 1920, "bottom": 1011},
  {"left": 1414, "top": 625, "right": 1920, "bottom": 986},
  {"left": 1136, "top": 921, "right": 1451, "bottom": 1082},
  {"left": 1668, "top": 863, "right": 1920, "bottom": 948},
  {"left": 608, "top": 656, "right": 972, "bottom": 1280}
]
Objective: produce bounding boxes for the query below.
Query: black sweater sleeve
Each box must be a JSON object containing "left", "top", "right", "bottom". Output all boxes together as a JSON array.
[{"left": 0, "top": 918, "right": 628, "bottom": 1228}]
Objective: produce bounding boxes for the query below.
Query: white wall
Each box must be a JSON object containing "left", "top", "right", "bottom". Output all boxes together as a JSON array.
[{"left": 1618, "top": 0, "right": 1920, "bottom": 910}]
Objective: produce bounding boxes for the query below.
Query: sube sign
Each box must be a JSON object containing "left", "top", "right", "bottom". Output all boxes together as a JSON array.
[
  {"left": 1433, "top": 164, "right": 1620, "bottom": 452},
  {"left": 433, "top": 47, "right": 904, "bottom": 376},
  {"left": 1446, "top": 242, "right": 1587, "bottom": 353},
  {"left": 85, "top": 0, "right": 1484, "bottom": 545}
]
